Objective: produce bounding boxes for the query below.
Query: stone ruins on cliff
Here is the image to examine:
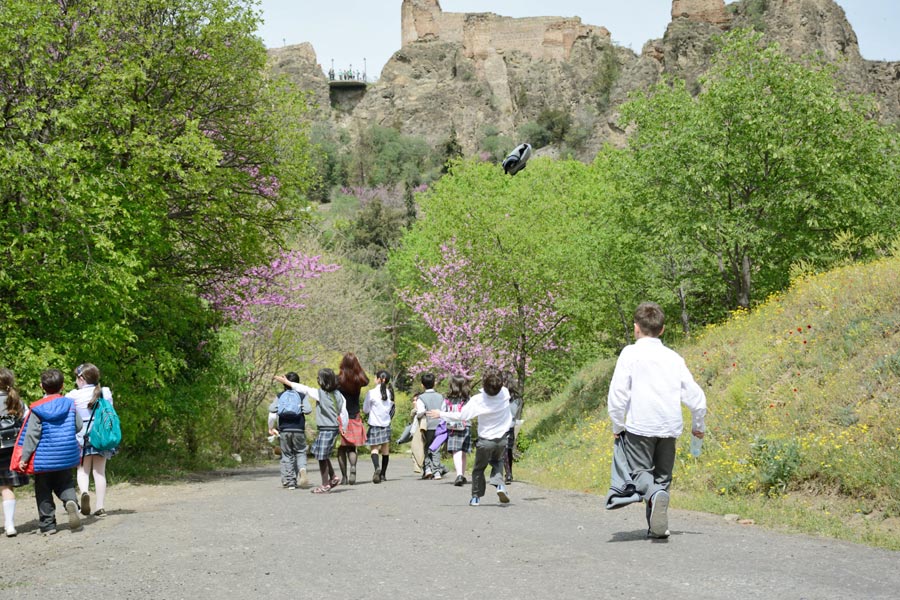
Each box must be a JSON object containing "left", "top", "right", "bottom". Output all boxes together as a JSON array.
[
  {"left": 401, "top": 0, "right": 609, "bottom": 63},
  {"left": 268, "top": 0, "right": 899, "bottom": 160}
]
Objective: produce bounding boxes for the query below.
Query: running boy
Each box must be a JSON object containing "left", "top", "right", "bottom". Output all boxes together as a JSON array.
[
  {"left": 15, "top": 369, "right": 84, "bottom": 534},
  {"left": 268, "top": 372, "right": 312, "bottom": 490},
  {"left": 607, "top": 302, "right": 707, "bottom": 538},
  {"left": 428, "top": 367, "right": 511, "bottom": 506}
]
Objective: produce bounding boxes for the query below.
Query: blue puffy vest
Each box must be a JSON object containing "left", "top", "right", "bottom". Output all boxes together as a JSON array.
[{"left": 23, "top": 394, "right": 81, "bottom": 472}]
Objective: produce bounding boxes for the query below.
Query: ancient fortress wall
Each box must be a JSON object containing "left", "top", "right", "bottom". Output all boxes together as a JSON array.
[{"left": 401, "top": 0, "right": 608, "bottom": 62}]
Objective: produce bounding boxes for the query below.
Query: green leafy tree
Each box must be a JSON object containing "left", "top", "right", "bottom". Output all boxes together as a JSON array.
[
  {"left": 0, "top": 0, "right": 314, "bottom": 454},
  {"left": 618, "top": 29, "right": 899, "bottom": 310},
  {"left": 390, "top": 158, "right": 644, "bottom": 391}
]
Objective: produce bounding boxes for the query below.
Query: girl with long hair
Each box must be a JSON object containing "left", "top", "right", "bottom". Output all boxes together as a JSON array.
[
  {"left": 0, "top": 368, "right": 28, "bottom": 536},
  {"left": 443, "top": 375, "right": 473, "bottom": 486},
  {"left": 69, "top": 363, "right": 117, "bottom": 517},
  {"left": 362, "top": 370, "right": 395, "bottom": 483},
  {"left": 336, "top": 353, "right": 369, "bottom": 484}
]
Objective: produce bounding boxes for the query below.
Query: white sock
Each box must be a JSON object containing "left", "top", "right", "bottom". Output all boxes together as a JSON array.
[{"left": 2, "top": 499, "right": 15, "bottom": 528}]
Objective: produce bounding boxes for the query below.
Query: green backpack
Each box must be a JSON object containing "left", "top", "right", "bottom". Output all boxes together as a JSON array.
[{"left": 87, "top": 397, "right": 122, "bottom": 451}]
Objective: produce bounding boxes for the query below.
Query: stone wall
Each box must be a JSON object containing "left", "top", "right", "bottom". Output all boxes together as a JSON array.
[
  {"left": 401, "top": 0, "right": 608, "bottom": 62},
  {"left": 671, "top": 0, "right": 730, "bottom": 26}
]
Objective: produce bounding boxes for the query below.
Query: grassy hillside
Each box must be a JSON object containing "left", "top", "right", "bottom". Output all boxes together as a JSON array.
[{"left": 518, "top": 254, "right": 900, "bottom": 550}]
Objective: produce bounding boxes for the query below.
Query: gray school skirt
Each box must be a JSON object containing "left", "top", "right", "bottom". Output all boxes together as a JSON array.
[{"left": 311, "top": 428, "right": 339, "bottom": 460}]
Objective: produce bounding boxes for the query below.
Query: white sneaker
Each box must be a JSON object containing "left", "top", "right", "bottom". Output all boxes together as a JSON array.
[
  {"left": 65, "top": 500, "right": 83, "bottom": 532},
  {"left": 4, "top": 526, "right": 16, "bottom": 538},
  {"left": 433, "top": 471, "right": 442, "bottom": 480},
  {"left": 648, "top": 491, "right": 670, "bottom": 538},
  {"left": 497, "top": 484, "right": 510, "bottom": 503},
  {"left": 299, "top": 468, "right": 309, "bottom": 488}
]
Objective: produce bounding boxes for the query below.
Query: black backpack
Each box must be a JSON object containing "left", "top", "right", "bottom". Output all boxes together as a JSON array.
[{"left": 0, "top": 414, "right": 23, "bottom": 452}]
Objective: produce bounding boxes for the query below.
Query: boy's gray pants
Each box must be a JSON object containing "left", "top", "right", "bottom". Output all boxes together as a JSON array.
[
  {"left": 422, "top": 429, "right": 446, "bottom": 475},
  {"left": 620, "top": 430, "right": 676, "bottom": 501},
  {"left": 471, "top": 434, "right": 507, "bottom": 498},
  {"left": 279, "top": 431, "right": 308, "bottom": 486}
]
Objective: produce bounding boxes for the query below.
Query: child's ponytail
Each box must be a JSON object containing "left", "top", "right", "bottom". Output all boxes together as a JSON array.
[
  {"left": 377, "top": 370, "right": 393, "bottom": 403},
  {"left": 0, "top": 367, "right": 24, "bottom": 417}
]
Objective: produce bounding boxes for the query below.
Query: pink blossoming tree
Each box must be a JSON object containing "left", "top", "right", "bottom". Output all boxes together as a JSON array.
[{"left": 401, "top": 242, "right": 565, "bottom": 385}]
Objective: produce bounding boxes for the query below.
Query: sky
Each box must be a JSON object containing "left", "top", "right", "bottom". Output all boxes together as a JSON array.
[{"left": 255, "top": 1, "right": 899, "bottom": 79}]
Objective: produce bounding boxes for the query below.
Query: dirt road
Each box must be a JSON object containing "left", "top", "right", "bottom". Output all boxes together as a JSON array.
[{"left": 2, "top": 462, "right": 897, "bottom": 599}]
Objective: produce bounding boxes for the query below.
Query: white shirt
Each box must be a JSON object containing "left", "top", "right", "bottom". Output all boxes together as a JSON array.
[
  {"left": 67, "top": 385, "right": 114, "bottom": 421},
  {"left": 362, "top": 388, "right": 394, "bottom": 427},
  {"left": 67, "top": 385, "right": 114, "bottom": 443},
  {"left": 439, "top": 387, "right": 512, "bottom": 440},
  {"left": 607, "top": 337, "right": 706, "bottom": 438}
]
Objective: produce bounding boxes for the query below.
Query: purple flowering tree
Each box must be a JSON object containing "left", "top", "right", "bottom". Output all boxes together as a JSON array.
[
  {"left": 204, "top": 250, "right": 341, "bottom": 449},
  {"left": 401, "top": 242, "right": 565, "bottom": 385}
]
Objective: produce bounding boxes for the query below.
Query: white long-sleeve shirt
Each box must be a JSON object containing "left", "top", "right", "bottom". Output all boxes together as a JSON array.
[
  {"left": 362, "top": 387, "right": 394, "bottom": 427},
  {"left": 607, "top": 337, "right": 706, "bottom": 438},
  {"left": 439, "top": 387, "right": 512, "bottom": 440}
]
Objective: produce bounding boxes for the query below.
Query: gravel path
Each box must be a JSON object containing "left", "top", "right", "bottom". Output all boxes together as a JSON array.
[{"left": 2, "top": 462, "right": 898, "bottom": 599}]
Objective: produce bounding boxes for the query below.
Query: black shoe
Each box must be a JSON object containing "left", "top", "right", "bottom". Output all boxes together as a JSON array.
[
  {"left": 454, "top": 475, "right": 464, "bottom": 487},
  {"left": 504, "top": 474, "right": 513, "bottom": 484}
]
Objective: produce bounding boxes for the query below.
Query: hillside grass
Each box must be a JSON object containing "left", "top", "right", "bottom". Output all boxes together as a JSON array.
[{"left": 518, "top": 255, "right": 900, "bottom": 550}]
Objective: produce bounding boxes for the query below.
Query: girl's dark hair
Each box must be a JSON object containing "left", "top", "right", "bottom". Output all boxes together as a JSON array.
[
  {"left": 0, "top": 367, "right": 24, "bottom": 417},
  {"left": 75, "top": 363, "right": 103, "bottom": 407},
  {"left": 317, "top": 368, "right": 338, "bottom": 392},
  {"left": 376, "top": 370, "right": 393, "bottom": 403},
  {"left": 338, "top": 352, "right": 369, "bottom": 395},
  {"left": 447, "top": 375, "right": 471, "bottom": 402}
]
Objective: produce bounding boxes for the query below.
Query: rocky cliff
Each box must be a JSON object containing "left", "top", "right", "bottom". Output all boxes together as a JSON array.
[{"left": 268, "top": 0, "right": 899, "bottom": 160}]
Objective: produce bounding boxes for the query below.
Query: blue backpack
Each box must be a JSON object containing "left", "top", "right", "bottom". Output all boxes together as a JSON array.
[
  {"left": 277, "top": 390, "right": 303, "bottom": 416},
  {"left": 87, "top": 397, "right": 122, "bottom": 452}
]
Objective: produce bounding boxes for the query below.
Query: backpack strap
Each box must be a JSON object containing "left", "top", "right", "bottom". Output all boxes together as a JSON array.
[{"left": 81, "top": 402, "right": 99, "bottom": 466}]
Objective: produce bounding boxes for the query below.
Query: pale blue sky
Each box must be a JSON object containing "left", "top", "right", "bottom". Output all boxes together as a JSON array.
[{"left": 256, "top": 1, "right": 899, "bottom": 79}]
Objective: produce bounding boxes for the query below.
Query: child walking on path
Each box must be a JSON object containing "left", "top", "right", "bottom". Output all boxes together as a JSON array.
[
  {"left": 0, "top": 368, "right": 28, "bottom": 537},
  {"left": 69, "top": 363, "right": 117, "bottom": 517},
  {"left": 337, "top": 353, "right": 369, "bottom": 485},
  {"left": 15, "top": 369, "right": 83, "bottom": 534},
  {"left": 275, "top": 369, "right": 348, "bottom": 494},
  {"left": 441, "top": 375, "right": 472, "bottom": 487},
  {"left": 362, "top": 370, "right": 395, "bottom": 484},
  {"left": 415, "top": 373, "right": 446, "bottom": 479},
  {"left": 268, "top": 372, "right": 312, "bottom": 490},
  {"left": 429, "top": 367, "right": 511, "bottom": 506},
  {"left": 607, "top": 302, "right": 707, "bottom": 539}
]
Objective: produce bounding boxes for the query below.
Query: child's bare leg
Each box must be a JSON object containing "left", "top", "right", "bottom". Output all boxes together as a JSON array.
[{"left": 92, "top": 456, "right": 108, "bottom": 510}]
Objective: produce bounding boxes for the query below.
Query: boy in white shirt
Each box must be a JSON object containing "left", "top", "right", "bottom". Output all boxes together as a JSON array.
[
  {"left": 428, "top": 367, "right": 511, "bottom": 506},
  {"left": 607, "top": 302, "right": 706, "bottom": 538}
]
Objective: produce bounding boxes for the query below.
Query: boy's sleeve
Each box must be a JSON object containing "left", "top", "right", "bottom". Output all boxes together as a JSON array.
[
  {"left": 20, "top": 412, "right": 41, "bottom": 462},
  {"left": 607, "top": 355, "right": 631, "bottom": 435},
  {"left": 75, "top": 411, "right": 83, "bottom": 431}
]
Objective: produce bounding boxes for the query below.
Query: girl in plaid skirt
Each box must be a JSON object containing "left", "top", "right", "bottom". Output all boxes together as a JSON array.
[
  {"left": 275, "top": 369, "right": 348, "bottom": 494},
  {"left": 442, "top": 375, "right": 472, "bottom": 487},
  {"left": 363, "top": 370, "right": 395, "bottom": 484},
  {"left": 1, "top": 368, "right": 28, "bottom": 537}
]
